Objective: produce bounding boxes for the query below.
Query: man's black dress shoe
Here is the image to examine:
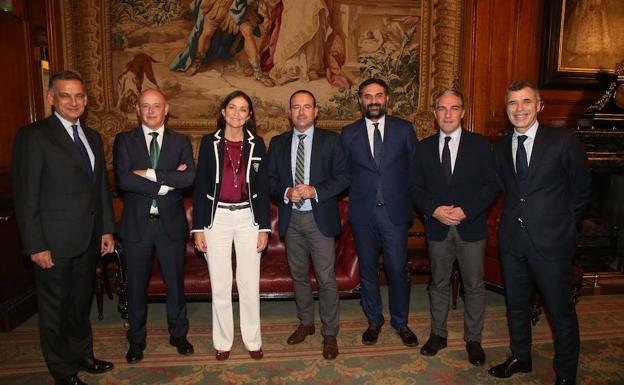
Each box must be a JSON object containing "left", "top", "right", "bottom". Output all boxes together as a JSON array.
[
  {"left": 397, "top": 326, "right": 418, "bottom": 347},
  {"left": 126, "top": 344, "right": 144, "bottom": 364},
  {"left": 420, "top": 333, "right": 447, "bottom": 356},
  {"left": 362, "top": 324, "right": 382, "bottom": 345},
  {"left": 170, "top": 335, "right": 194, "bottom": 355},
  {"left": 555, "top": 378, "right": 575, "bottom": 385},
  {"left": 466, "top": 341, "right": 486, "bottom": 366},
  {"left": 78, "top": 356, "right": 114, "bottom": 374},
  {"left": 488, "top": 356, "right": 532, "bottom": 378},
  {"left": 54, "top": 375, "right": 87, "bottom": 385}
]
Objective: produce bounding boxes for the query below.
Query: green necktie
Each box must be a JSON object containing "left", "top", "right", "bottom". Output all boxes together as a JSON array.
[{"left": 149, "top": 132, "right": 160, "bottom": 209}]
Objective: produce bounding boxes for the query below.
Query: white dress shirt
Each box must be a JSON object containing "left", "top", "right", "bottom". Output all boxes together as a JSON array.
[
  {"left": 438, "top": 127, "right": 462, "bottom": 174},
  {"left": 285, "top": 125, "right": 317, "bottom": 211},
  {"left": 141, "top": 125, "right": 173, "bottom": 214},
  {"left": 365, "top": 115, "right": 386, "bottom": 156},
  {"left": 56, "top": 112, "right": 94, "bottom": 170},
  {"left": 512, "top": 121, "right": 539, "bottom": 172}
]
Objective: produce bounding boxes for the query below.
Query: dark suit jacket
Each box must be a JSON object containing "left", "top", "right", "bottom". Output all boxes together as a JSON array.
[
  {"left": 413, "top": 129, "right": 499, "bottom": 242},
  {"left": 192, "top": 129, "right": 270, "bottom": 231},
  {"left": 493, "top": 126, "right": 591, "bottom": 259},
  {"left": 266, "top": 127, "right": 350, "bottom": 238},
  {"left": 340, "top": 115, "right": 418, "bottom": 225},
  {"left": 12, "top": 115, "right": 115, "bottom": 257},
  {"left": 113, "top": 127, "right": 196, "bottom": 242}
]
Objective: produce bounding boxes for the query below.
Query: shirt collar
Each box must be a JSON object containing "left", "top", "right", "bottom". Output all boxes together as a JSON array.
[
  {"left": 513, "top": 121, "right": 539, "bottom": 140},
  {"left": 142, "top": 124, "right": 164, "bottom": 138},
  {"left": 365, "top": 115, "right": 386, "bottom": 128},
  {"left": 439, "top": 126, "right": 462, "bottom": 142},
  {"left": 55, "top": 111, "right": 80, "bottom": 130},
  {"left": 293, "top": 125, "right": 314, "bottom": 139}
]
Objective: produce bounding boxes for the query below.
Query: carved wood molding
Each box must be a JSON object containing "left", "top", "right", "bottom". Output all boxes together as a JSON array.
[{"left": 61, "top": 0, "right": 464, "bottom": 158}]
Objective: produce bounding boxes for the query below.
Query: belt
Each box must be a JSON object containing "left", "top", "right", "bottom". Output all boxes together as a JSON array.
[
  {"left": 217, "top": 202, "right": 251, "bottom": 211},
  {"left": 148, "top": 213, "right": 160, "bottom": 220}
]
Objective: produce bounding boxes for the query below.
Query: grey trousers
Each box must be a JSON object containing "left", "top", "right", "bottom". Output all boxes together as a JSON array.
[
  {"left": 285, "top": 210, "right": 339, "bottom": 336},
  {"left": 427, "top": 226, "right": 486, "bottom": 342}
]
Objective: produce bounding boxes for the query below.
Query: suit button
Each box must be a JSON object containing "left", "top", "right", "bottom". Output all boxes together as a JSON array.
[{"left": 520, "top": 198, "right": 526, "bottom": 203}]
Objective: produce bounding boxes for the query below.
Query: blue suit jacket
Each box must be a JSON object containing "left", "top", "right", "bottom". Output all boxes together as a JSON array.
[
  {"left": 341, "top": 116, "right": 419, "bottom": 225},
  {"left": 267, "top": 128, "right": 350, "bottom": 238},
  {"left": 493, "top": 126, "right": 591, "bottom": 260},
  {"left": 413, "top": 129, "right": 499, "bottom": 242}
]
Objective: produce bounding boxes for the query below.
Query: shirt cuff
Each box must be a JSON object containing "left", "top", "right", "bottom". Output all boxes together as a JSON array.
[
  {"left": 145, "top": 168, "right": 157, "bottom": 182},
  {"left": 157, "top": 185, "right": 173, "bottom": 196},
  {"left": 312, "top": 187, "right": 319, "bottom": 202},
  {"left": 283, "top": 188, "right": 290, "bottom": 204}
]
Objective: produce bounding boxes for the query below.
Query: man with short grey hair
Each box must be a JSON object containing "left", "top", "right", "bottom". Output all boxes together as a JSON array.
[{"left": 413, "top": 88, "right": 498, "bottom": 365}]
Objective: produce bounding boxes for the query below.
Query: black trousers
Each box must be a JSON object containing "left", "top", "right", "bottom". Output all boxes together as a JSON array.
[
  {"left": 124, "top": 217, "right": 188, "bottom": 345},
  {"left": 501, "top": 228, "right": 579, "bottom": 380},
  {"left": 34, "top": 233, "right": 98, "bottom": 380}
]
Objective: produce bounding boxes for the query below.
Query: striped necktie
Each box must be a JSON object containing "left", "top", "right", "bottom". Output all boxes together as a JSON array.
[{"left": 294, "top": 134, "right": 306, "bottom": 209}]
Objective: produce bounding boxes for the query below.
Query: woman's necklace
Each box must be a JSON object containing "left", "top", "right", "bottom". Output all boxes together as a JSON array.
[{"left": 225, "top": 139, "right": 243, "bottom": 188}]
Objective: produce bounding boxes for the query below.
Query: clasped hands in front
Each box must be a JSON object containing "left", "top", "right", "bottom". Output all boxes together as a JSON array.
[
  {"left": 287, "top": 184, "right": 316, "bottom": 203},
  {"left": 432, "top": 205, "right": 467, "bottom": 226}
]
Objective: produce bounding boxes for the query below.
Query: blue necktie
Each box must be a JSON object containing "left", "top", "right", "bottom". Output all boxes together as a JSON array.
[
  {"left": 71, "top": 124, "right": 93, "bottom": 178},
  {"left": 516, "top": 135, "right": 529, "bottom": 192}
]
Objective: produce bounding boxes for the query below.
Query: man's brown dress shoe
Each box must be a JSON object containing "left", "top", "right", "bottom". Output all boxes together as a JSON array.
[
  {"left": 287, "top": 324, "right": 315, "bottom": 345},
  {"left": 322, "top": 335, "right": 339, "bottom": 359}
]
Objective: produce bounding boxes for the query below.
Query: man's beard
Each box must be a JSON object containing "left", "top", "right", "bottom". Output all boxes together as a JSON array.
[{"left": 362, "top": 102, "right": 386, "bottom": 119}]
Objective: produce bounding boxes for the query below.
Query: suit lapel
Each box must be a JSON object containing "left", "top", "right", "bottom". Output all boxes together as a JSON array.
[
  {"left": 285, "top": 133, "right": 294, "bottom": 186},
  {"left": 82, "top": 127, "right": 99, "bottom": 184},
  {"left": 48, "top": 116, "right": 91, "bottom": 180},
  {"left": 131, "top": 127, "right": 151, "bottom": 168},
  {"left": 213, "top": 129, "right": 223, "bottom": 184},
  {"left": 452, "top": 130, "right": 468, "bottom": 180},
  {"left": 310, "top": 129, "right": 322, "bottom": 184},
  {"left": 158, "top": 128, "right": 174, "bottom": 169},
  {"left": 356, "top": 119, "right": 376, "bottom": 169},
  {"left": 526, "top": 125, "right": 546, "bottom": 184}
]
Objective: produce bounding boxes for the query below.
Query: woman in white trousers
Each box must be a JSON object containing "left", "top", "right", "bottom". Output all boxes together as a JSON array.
[{"left": 192, "top": 90, "right": 270, "bottom": 360}]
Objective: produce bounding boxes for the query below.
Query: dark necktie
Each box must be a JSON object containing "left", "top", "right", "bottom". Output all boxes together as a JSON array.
[
  {"left": 441, "top": 136, "right": 452, "bottom": 184},
  {"left": 372, "top": 123, "right": 384, "bottom": 205},
  {"left": 516, "top": 135, "right": 529, "bottom": 192},
  {"left": 294, "top": 134, "right": 306, "bottom": 209},
  {"left": 149, "top": 132, "right": 160, "bottom": 209},
  {"left": 373, "top": 122, "right": 383, "bottom": 168},
  {"left": 71, "top": 124, "right": 93, "bottom": 178}
]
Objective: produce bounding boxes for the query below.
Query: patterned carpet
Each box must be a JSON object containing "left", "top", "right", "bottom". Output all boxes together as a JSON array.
[{"left": 1, "top": 290, "right": 623, "bottom": 385}]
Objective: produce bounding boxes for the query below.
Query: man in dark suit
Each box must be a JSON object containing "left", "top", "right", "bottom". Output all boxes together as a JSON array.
[
  {"left": 12, "top": 70, "right": 115, "bottom": 385},
  {"left": 113, "top": 89, "right": 196, "bottom": 364},
  {"left": 266, "top": 90, "right": 349, "bottom": 359},
  {"left": 341, "top": 78, "right": 419, "bottom": 347},
  {"left": 488, "top": 81, "right": 591, "bottom": 385},
  {"left": 413, "top": 89, "right": 498, "bottom": 365}
]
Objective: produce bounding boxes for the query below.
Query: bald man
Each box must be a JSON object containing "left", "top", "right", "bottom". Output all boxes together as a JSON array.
[{"left": 113, "top": 89, "right": 196, "bottom": 363}]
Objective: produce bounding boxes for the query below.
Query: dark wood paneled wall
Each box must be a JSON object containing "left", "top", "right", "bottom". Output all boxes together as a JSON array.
[{"left": 461, "top": 0, "right": 601, "bottom": 138}]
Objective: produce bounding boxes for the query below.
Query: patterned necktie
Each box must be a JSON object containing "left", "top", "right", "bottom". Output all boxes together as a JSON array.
[
  {"left": 441, "top": 136, "right": 452, "bottom": 184},
  {"left": 516, "top": 135, "right": 529, "bottom": 192},
  {"left": 294, "top": 134, "right": 306, "bottom": 208},
  {"left": 71, "top": 124, "right": 93, "bottom": 178},
  {"left": 149, "top": 132, "right": 160, "bottom": 209}
]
